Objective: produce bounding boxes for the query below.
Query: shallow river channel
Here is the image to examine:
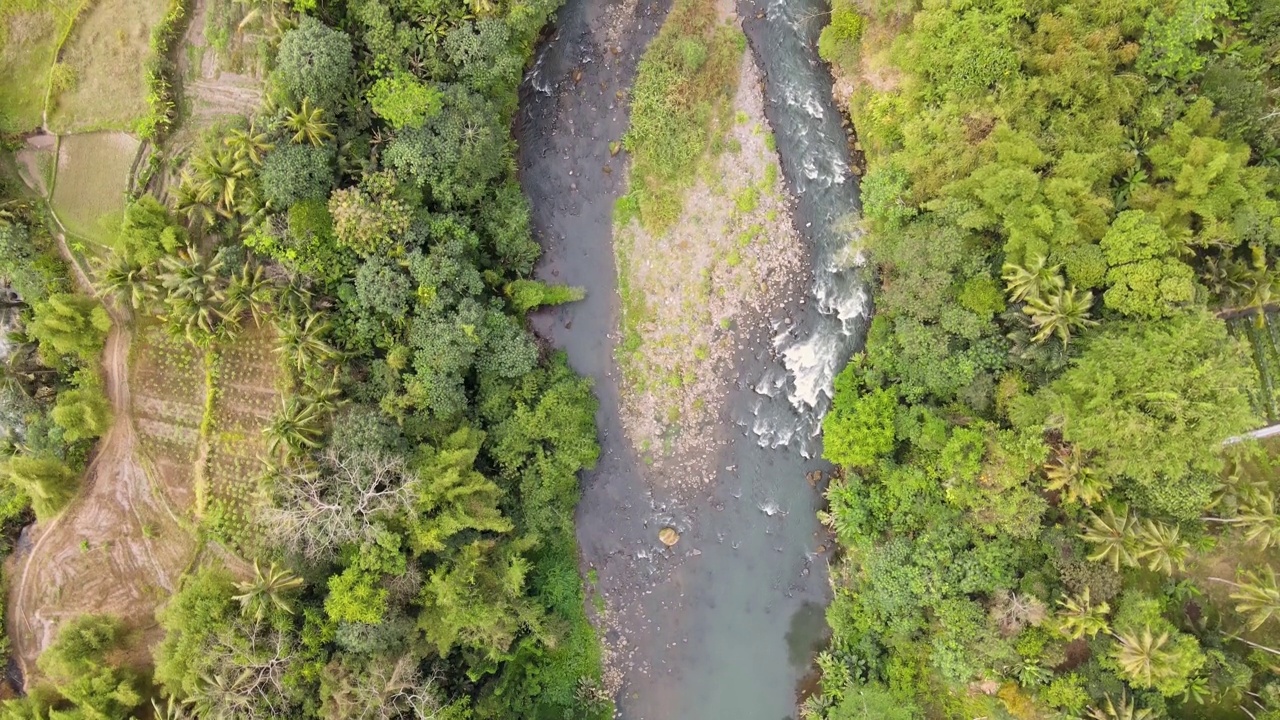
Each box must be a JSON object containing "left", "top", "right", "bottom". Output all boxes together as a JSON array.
[{"left": 515, "top": 0, "right": 868, "bottom": 714}]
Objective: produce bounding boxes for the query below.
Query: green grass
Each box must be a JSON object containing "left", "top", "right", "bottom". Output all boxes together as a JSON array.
[
  {"left": 50, "top": 132, "right": 138, "bottom": 245},
  {"left": 0, "top": 0, "right": 85, "bottom": 132},
  {"left": 621, "top": 0, "right": 745, "bottom": 232}
]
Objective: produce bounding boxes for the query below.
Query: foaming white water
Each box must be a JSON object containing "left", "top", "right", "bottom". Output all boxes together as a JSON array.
[{"left": 735, "top": 0, "right": 874, "bottom": 459}]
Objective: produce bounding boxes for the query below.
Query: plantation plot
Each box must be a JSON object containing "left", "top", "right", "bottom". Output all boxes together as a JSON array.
[
  {"left": 201, "top": 324, "right": 280, "bottom": 548},
  {"left": 130, "top": 323, "right": 205, "bottom": 508},
  {"left": 45, "top": 0, "right": 168, "bottom": 134},
  {"left": 50, "top": 132, "right": 137, "bottom": 245}
]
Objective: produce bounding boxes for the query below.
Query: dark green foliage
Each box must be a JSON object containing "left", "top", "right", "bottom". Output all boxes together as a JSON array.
[
  {"left": 384, "top": 85, "right": 508, "bottom": 210},
  {"left": 260, "top": 143, "right": 334, "bottom": 209},
  {"left": 274, "top": 16, "right": 354, "bottom": 110}
]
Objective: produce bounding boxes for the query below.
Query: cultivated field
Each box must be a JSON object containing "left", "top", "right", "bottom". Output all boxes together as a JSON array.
[
  {"left": 46, "top": 0, "right": 168, "bottom": 133},
  {"left": 49, "top": 132, "right": 138, "bottom": 244}
]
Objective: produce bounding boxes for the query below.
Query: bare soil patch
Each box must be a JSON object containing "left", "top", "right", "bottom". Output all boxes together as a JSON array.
[
  {"left": 8, "top": 320, "right": 198, "bottom": 683},
  {"left": 173, "top": 0, "right": 264, "bottom": 137},
  {"left": 616, "top": 51, "right": 805, "bottom": 478}
]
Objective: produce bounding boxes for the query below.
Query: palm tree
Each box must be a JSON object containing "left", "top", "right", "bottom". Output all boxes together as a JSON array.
[
  {"left": 285, "top": 98, "right": 334, "bottom": 146},
  {"left": 1044, "top": 444, "right": 1109, "bottom": 506},
  {"left": 1210, "top": 567, "right": 1280, "bottom": 631},
  {"left": 1056, "top": 587, "right": 1110, "bottom": 640},
  {"left": 1111, "top": 627, "right": 1185, "bottom": 689},
  {"left": 191, "top": 149, "right": 253, "bottom": 217},
  {"left": 232, "top": 559, "right": 304, "bottom": 621},
  {"left": 1134, "top": 519, "right": 1191, "bottom": 575},
  {"left": 151, "top": 695, "right": 191, "bottom": 720},
  {"left": 172, "top": 171, "right": 219, "bottom": 229},
  {"left": 224, "top": 124, "right": 274, "bottom": 166},
  {"left": 1088, "top": 692, "right": 1154, "bottom": 720},
  {"left": 222, "top": 262, "right": 275, "bottom": 328},
  {"left": 1001, "top": 254, "right": 1061, "bottom": 303},
  {"left": 301, "top": 368, "right": 345, "bottom": 416},
  {"left": 1082, "top": 504, "right": 1141, "bottom": 571},
  {"left": 275, "top": 312, "right": 338, "bottom": 376},
  {"left": 159, "top": 245, "right": 226, "bottom": 345},
  {"left": 1024, "top": 283, "right": 1098, "bottom": 347},
  {"left": 266, "top": 396, "right": 325, "bottom": 459},
  {"left": 95, "top": 254, "right": 154, "bottom": 311},
  {"left": 1237, "top": 492, "right": 1280, "bottom": 549}
]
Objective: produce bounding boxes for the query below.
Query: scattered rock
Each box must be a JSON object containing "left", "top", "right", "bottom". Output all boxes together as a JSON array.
[{"left": 659, "top": 527, "right": 680, "bottom": 546}]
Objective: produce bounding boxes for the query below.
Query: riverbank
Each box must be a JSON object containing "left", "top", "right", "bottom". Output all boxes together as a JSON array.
[
  {"left": 616, "top": 49, "right": 807, "bottom": 484},
  {"left": 518, "top": 0, "right": 847, "bottom": 715}
]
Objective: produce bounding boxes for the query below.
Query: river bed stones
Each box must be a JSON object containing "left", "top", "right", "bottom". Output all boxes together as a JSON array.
[{"left": 658, "top": 527, "right": 680, "bottom": 546}]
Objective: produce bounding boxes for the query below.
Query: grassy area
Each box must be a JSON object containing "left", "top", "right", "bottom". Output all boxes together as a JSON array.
[
  {"left": 46, "top": 0, "right": 169, "bottom": 133},
  {"left": 620, "top": 0, "right": 744, "bottom": 232},
  {"left": 0, "top": 0, "right": 85, "bottom": 133},
  {"left": 50, "top": 131, "right": 137, "bottom": 245}
]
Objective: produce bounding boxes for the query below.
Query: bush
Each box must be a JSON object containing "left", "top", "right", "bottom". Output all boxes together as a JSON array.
[
  {"left": 818, "top": 1, "right": 865, "bottom": 71},
  {"left": 260, "top": 144, "right": 334, "bottom": 209},
  {"left": 274, "top": 16, "right": 353, "bottom": 109}
]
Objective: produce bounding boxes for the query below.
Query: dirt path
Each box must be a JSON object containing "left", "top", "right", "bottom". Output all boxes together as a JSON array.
[{"left": 7, "top": 235, "right": 198, "bottom": 683}]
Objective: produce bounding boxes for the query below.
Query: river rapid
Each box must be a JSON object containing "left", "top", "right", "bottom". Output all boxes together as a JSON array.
[{"left": 515, "top": 0, "right": 867, "bottom": 715}]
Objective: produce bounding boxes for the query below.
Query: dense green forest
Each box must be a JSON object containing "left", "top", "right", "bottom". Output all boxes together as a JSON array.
[
  {"left": 813, "top": 0, "right": 1280, "bottom": 718},
  {"left": 0, "top": 0, "right": 611, "bottom": 718}
]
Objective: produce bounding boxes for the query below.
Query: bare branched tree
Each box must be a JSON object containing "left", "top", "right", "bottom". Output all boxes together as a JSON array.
[
  {"left": 262, "top": 447, "right": 419, "bottom": 561},
  {"left": 188, "top": 618, "right": 298, "bottom": 719},
  {"left": 322, "top": 654, "right": 446, "bottom": 720}
]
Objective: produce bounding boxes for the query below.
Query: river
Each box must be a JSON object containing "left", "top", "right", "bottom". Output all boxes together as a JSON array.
[{"left": 515, "top": 0, "right": 867, "bottom": 715}]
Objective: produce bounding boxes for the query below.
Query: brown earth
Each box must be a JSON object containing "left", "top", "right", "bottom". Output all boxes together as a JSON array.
[{"left": 7, "top": 236, "right": 198, "bottom": 684}]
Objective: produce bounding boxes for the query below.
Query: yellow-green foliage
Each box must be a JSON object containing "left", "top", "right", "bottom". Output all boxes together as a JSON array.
[{"left": 621, "top": 0, "right": 745, "bottom": 232}]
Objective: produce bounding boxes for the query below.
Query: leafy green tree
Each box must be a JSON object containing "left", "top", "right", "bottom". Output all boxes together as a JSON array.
[
  {"left": 822, "top": 364, "right": 895, "bottom": 469},
  {"left": 260, "top": 143, "right": 334, "bottom": 208},
  {"left": 368, "top": 72, "right": 443, "bottom": 130},
  {"left": 1137, "top": 0, "right": 1230, "bottom": 81},
  {"left": 116, "top": 194, "right": 185, "bottom": 265},
  {"left": 4, "top": 455, "right": 80, "bottom": 520},
  {"left": 384, "top": 86, "right": 508, "bottom": 210},
  {"left": 274, "top": 15, "right": 353, "bottom": 109},
  {"left": 51, "top": 375, "right": 112, "bottom": 443},
  {"left": 327, "top": 175, "right": 413, "bottom": 257},
  {"left": 33, "top": 614, "right": 144, "bottom": 720},
  {"left": 408, "top": 426, "right": 513, "bottom": 554},
  {"left": 1012, "top": 311, "right": 1259, "bottom": 519},
  {"left": 27, "top": 293, "right": 111, "bottom": 366},
  {"left": 1100, "top": 210, "right": 1197, "bottom": 319},
  {"left": 504, "top": 279, "right": 586, "bottom": 314}
]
